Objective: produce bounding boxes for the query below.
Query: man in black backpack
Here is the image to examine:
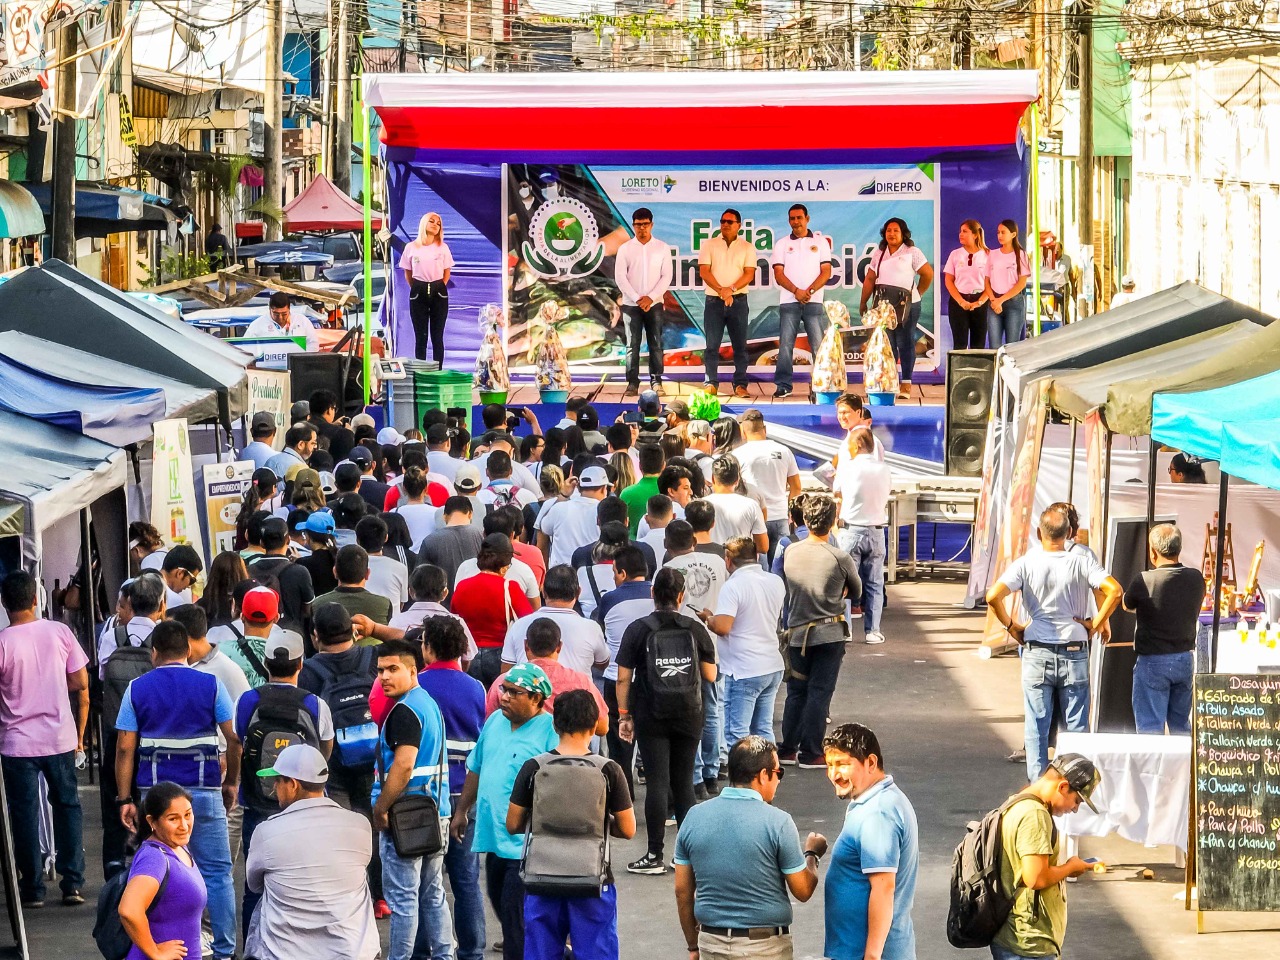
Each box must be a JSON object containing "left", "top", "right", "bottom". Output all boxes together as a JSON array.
[
  {"left": 507, "top": 690, "right": 636, "bottom": 960},
  {"left": 299, "top": 602, "right": 384, "bottom": 913},
  {"left": 615, "top": 567, "right": 717, "bottom": 876},
  {"left": 233, "top": 629, "right": 334, "bottom": 936},
  {"left": 246, "top": 516, "right": 316, "bottom": 635}
]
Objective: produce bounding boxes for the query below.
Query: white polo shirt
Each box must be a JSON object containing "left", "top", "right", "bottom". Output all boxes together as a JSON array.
[
  {"left": 734, "top": 439, "right": 800, "bottom": 522},
  {"left": 243, "top": 310, "right": 319, "bottom": 351},
  {"left": 615, "top": 236, "right": 673, "bottom": 307},
  {"left": 943, "top": 247, "right": 989, "bottom": 297},
  {"left": 772, "top": 231, "right": 836, "bottom": 305},
  {"left": 501, "top": 606, "right": 609, "bottom": 675},
  {"left": 713, "top": 564, "right": 786, "bottom": 679},
  {"left": 698, "top": 235, "right": 756, "bottom": 296},
  {"left": 869, "top": 244, "right": 929, "bottom": 303},
  {"left": 535, "top": 496, "right": 602, "bottom": 567},
  {"left": 703, "top": 492, "right": 767, "bottom": 544},
  {"left": 833, "top": 454, "right": 893, "bottom": 527}
]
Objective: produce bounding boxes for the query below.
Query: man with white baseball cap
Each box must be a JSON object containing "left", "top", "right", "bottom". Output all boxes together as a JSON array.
[
  {"left": 245, "top": 743, "right": 379, "bottom": 960},
  {"left": 535, "top": 462, "right": 612, "bottom": 567}
]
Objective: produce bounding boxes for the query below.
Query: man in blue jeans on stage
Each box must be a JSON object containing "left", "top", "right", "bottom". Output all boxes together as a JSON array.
[
  {"left": 697, "top": 207, "right": 757, "bottom": 399},
  {"left": 771, "top": 203, "right": 836, "bottom": 399},
  {"left": 986, "top": 506, "right": 1123, "bottom": 780},
  {"left": 1122, "top": 523, "right": 1203, "bottom": 735}
]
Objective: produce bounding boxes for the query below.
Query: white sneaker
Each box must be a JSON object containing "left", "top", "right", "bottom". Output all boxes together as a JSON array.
[{"left": 865, "top": 631, "right": 886, "bottom": 645}]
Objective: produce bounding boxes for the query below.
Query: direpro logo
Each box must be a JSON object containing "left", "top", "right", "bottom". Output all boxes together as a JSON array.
[{"left": 857, "top": 177, "right": 925, "bottom": 196}]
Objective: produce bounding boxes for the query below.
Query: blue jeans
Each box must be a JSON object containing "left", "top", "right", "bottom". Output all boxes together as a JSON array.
[
  {"left": 1132, "top": 652, "right": 1194, "bottom": 735},
  {"left": 178, "top": 787, "right": 235, "bottom": 960},
  {"left": 890, "top": 301, "right": 922, "bottom": 383},
  {"left": 1, "top": 751, "right": 84, "bottom": 901},
  {"left": 381, "top": 832, "right": 453, "bottom": 960},
  {"left": 765, "top": 518, "right": 788, "bottom": 566},
  {"left": 987, "top": 293, "right": 1027, "bottom": 348},
  {"left": 1022, "top": 645, "right": 1090, "bottom": 780},
  {"left": 702, "top": 294, "right": 750, "bottom": 388},
  {"left": 241, "top": 806, "right": 267, "bottom": 939},
  {"left": 437, "top": 799, "right": 485, "bottom": 960},
  {"left": 724, "top": 670, "right": 783, "bottom": 745},
  {"left": 777, "top": 300, "right": 828, "bottom": 391},
  {"left": 525, "top": 884, "right": 619, "bottom": 960},
  {"left": 695, "top": 676, "right": 724, "bottom": 784},
  {"left": 991, "top": 942, "right": 1052, "bottom": 960},
  {"left": 838, "top": 526, "right": 885, "bottom": 634}
]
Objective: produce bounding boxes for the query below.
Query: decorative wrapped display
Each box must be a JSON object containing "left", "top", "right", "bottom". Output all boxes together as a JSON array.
[
  {"left": 812, "top": 301, "right": 851, "bottom": 401},
  {"left": 688, "top": 390, "right": 721, "bottom": 423},
  {"left": 533, "top": 301, "right": 572, "bottom": 399},
  {"left": 474, "top": 303, "right": 510, "bottom": 401},
  {"left": 862, "top": 300, "right": 900, "bottom": 402}
]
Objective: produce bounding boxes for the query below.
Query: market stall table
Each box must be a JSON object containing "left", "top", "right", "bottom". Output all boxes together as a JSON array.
[{"left": 1055, "top": 731, "right": 1191, "bottom": 864}]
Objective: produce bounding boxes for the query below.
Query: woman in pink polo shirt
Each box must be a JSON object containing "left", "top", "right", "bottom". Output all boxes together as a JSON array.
[{"left": 398, "top": 212, "right": 454, "bottom": 363}]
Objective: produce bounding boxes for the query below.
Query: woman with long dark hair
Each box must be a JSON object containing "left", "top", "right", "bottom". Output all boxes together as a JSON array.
[
  {"left": 563, "top": 424, "right": 588, "bottom": 461},
  {"left": 196, "top": 552, "right": 248, "bottom": 628},
  {"left": 399, "top": 212, "right": 453, "bottom": 363},
  {"left": 942, "top": 219, "right": 989, "bottom": 350},
  {"left": 117, "top": 783, "right": 206, "bottom": 960},
  {"left": 859, "top": 217, "right": 934, "bottom": 397},
  {"left": 711, "top": 416, "right": 742, "bottom": 457},
  {"left": 984, "top": 218, "right": 1031, "bottom": 347}
]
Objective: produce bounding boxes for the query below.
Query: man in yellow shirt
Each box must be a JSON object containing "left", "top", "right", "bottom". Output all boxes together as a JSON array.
[{"left": 697, "top": 208, "right": 757, "bottom": 398}]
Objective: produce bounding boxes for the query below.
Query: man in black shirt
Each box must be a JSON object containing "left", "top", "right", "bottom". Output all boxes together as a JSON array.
[
  {"left": 307, "top": 389, "right": 357, "bottom": 461},
  {"left": 507, "top": 690, "right": 635, "bottom": 960},
  {"left": 1123, "top": 523, "right": 1204, "bottom": 735},
  {"left": 246, "top": 517, "right": 315, "bottom": 635},
  {"left": 350, "top": 446, "right": 390, "bottom": 511},
  {"left": 615, "top": 567, "right": 717, "bottom": 876}
]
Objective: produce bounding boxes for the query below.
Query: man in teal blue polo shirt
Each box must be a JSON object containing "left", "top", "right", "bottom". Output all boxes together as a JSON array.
[
  {"left": 823, "top": 723, "right": 919, "bottom": 960},
  {"left": 450, "top": 663, "right": 558, "bottom": 960},
  {"left": 673, "top": 736, "right": 826, "bottom": 960}
]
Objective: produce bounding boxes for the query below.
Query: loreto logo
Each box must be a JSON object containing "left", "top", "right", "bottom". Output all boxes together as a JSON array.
[
  {"left": 523, "top": 198, "right": 605, "bottom": 279},
  {"left": 663, "top": 176, "right": 677, "bottom": 193}
]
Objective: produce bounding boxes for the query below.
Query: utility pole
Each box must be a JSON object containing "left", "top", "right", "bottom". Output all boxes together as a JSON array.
[
  {"left": 263, "top": 0, "right": 284, "bottom": 241},
  {"left": 333, "top": 0, "right": 352, "bottom": 192},
  {"left": 51, "top": 23, "right": 78, "bottom": 264},
  {"left": 1077, "top": 0, "right": 1094, "bottom": 316}
]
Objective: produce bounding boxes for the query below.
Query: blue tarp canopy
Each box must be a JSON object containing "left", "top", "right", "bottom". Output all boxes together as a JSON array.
[
  {"left": 1221, "top": 419, "right": 1280, "bottom": 491},
  {"left": 0, "top": 350, "right": 166, "bottom": 446},
  {"left": 1151, "top": 369, "right": 1280, "bottom": 462}
]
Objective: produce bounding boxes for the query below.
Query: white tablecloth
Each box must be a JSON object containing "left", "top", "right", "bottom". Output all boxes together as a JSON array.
[{"left": 1056, "top": 732, "right": 1191, "bottom": 852}]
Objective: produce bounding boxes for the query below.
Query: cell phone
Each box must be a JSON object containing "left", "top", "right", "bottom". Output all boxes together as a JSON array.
[
  {"left": 446, "top": 406, "right": 467, "bottom": 421},
  {"left": 622, "top": 411, "right": 644, "bottom": 424},
  {"left": 506, "top": 412, "right": 522, "bottom": 432},
  {"left": 1081, "top": 857, "right": 1099, "bottom": 864}
]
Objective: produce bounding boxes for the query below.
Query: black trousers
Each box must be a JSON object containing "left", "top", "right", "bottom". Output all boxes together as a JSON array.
[
  {"left": 603, "top": 680, "right": 634, "bottom": 797},
  {"left": 327, "top": 763, "right": 383, "bottom": 900},
  {"left": 468, "top": 647, "right": 504, "bottom": 692},
  {"left": 485, "top": 854, "right": 525, "bottom": 960},
  {"left": 780, "top": 641, "right": 847, "bottom": 760},
  {"left": 948, "top": 296, "right": 988, "bottom": 350},
  {"left": 98, "top": 729, "right": 131, "bottom": 874},
  {"left": 623, "top": 304, "right": 665, "bottom": 385},
  {"left": 635, "top": 727, "right": 699, "bottom": 858},
  {"left": 409, "top": 279, "right": 449, "bottom": 364}
]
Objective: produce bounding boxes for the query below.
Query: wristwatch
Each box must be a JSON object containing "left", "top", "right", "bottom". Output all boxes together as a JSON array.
[
  {"left": 115, "top": 796, "right": 134, "bottom": 807},
  {"left": 805, "top": 850, "right": 822, "bottom": 863}
]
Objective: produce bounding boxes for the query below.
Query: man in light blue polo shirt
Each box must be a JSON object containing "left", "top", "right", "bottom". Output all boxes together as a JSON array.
[
  {"left": 450, "top": 663, "right": 558, "bottom": 960},
  {"left": 823, "top": 723, "right": 919, "bottom": 960},
  {"left": 673, "top": 736, "right": 826, "bottom": 960}
]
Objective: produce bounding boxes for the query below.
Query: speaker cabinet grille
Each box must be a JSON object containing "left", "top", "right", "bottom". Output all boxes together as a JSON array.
[{"left": 945, "top": 350, "right": 997, "bottom": 477}]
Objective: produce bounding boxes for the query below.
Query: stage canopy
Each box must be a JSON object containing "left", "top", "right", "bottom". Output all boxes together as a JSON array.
[
  {"left": 285, "top": 174, "right": 383, "bottom": 232},
  {"left": 366, "top": 71, "right": 1038, "bottom": 163},
  {"left": 0, "top": 261, "right": 250, "bottom": 426},
  {"left": 999, "top": 282, "right": 1272, "bottom": 395},
  {"left": 1046, "top": 320, "right": 1268, "bottom": 433}
]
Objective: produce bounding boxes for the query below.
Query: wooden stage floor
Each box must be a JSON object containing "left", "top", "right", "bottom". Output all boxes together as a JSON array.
[{"left": 503, "top": 380, "right": 947, "bottom": 407}]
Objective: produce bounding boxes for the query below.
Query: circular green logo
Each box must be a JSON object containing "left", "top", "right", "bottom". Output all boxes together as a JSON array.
[{"left": 543, "top": 211, "right": 584, "bottom": 256}]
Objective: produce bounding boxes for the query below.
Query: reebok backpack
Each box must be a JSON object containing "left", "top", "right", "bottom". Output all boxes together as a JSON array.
[
  {"left": 946, "top": 795, "right": 1053, "bottom": 948},
  {"left": 241, "top": 684, "right": 321, "bottom": 812},
  {"left": 520, "top": 754, "right": 611, "bottom": 898},
  {"left": 639, "top": 614, "right": 701, "bottom": 718},
  {"left": 94, "top": 850, "right": 168, "bottom": 960},
  {"left": 305, "top": 648, "right": 379, "bottom": 769},
  {"left": 102, "top": 625, "right": 153, "bottom": 730}
]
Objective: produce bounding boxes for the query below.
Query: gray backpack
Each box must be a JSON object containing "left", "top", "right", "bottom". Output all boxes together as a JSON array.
[{"left": 519, "top": 753, "right": 611, "bottom": 898}]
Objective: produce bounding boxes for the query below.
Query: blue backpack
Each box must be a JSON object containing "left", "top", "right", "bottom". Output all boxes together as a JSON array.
[{"left": 94, "top": 847, "right": 169, "bottom": 960}]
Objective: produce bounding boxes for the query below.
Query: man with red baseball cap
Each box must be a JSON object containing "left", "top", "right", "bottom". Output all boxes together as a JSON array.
[{"left": 209, "top": 586, "right": 302, "bottom": 691}]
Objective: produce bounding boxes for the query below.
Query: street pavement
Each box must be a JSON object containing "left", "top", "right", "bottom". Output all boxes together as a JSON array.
[{"left": 8, "top": 579, "right": 1279, "bottom": 958}]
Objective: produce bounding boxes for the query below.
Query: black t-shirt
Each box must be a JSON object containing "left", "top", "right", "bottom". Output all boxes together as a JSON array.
[
  {"left": 246, "top": 555, "right": 315, "bottom": 632},
  {"left": 297, "top": 548, "right": 339, "bottom": 596},
  {"left": 360, "top": 479, "right": 391, "bottom": 512},
  {"left": 615, "top": 610, "right": 716, "bottom": 737},
  {"left": 510, "top": 750, "right": 633, "bottom": 884},
  {"left": 311, "top": 417, "right": 357, "bottom": 461},
  {"left": 1124, "top": 563, "right": 1205, "bottom": 656},
  {"left": 694, "top": 542, "right": 726, "bottom": 560},
  {"left": 383, "top": 700, "right": 423, "bottom": 752}
]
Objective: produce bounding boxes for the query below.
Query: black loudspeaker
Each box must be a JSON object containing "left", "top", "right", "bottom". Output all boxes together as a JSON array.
[
  {"left": 945, "top": 349, "right": 997, "bottom": 477},
  {"left": 288, "top": 353, "right": 350, "bottom": 413}
]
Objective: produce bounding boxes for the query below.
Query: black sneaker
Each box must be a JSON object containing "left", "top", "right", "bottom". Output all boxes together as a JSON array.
[
  {"left": 694, "top": 781, "right": 709, "bottom": 802},
  {"left": 776, "top": 386, "right": 793, "bottom": 399},
  {"left": 20, "top": 897, "right": 43, "bottom": 909},
  {"left": 777, "top": 750, "right": 798, "bottom": 766},
  {"left": 625, "top": 381, "right": 640, "bottom": 395},
  {"left": 627, "top": 852, "right": 667, "bottom": 875},
  {"left": 702, "top": 778, "right": 721, "bottom": 797},
  {"left": 716, "top": 768, "right": 728, "bottom": 781},
  {"left": 61, "top": 890, "right": 84, "bottom": 906},
  {"left": 651, "top": 379, "right": 663, "bottom": 392}
]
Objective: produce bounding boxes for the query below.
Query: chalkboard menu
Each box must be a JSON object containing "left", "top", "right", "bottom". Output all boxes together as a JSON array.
[{"left": 1193, "top": 673, "right": 1280, "bottom": 912}]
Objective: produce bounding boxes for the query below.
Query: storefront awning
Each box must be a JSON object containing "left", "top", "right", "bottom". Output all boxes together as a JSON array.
[
  {"left": 0, "top": 181, "right": 44, "bottom": 238},
  {"left": 24, "top": 181, "right": 179, "bottom": 238}
]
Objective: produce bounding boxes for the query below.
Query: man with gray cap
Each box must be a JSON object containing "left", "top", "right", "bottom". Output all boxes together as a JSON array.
[
  {"left": 241, "top": 412, "right": 279, "bottom": 469},
  {"left": 245, "top": 743, "right": 378, "bottom": 960},
  {"left": 990, "top": 754, "right": 1101, "bottom": 960}
]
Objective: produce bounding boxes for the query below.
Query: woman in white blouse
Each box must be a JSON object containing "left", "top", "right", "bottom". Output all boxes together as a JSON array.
[
  {"left": 398, "top": 212, "right": 454, "bottom": 363},
  {"left": 859, "top": 217, "right": 934, "bottom": 396},
  {"left": 983, "top": 219, "right": 1032, "bottom": 347},
  {"left": 942, "top": 219, "right": 989, "bottom": 350}
]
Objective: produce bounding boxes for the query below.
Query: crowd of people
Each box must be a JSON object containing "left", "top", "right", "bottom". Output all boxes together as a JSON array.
[{"left": 0, "top": 387, "right": 1168, "bottom": 960}]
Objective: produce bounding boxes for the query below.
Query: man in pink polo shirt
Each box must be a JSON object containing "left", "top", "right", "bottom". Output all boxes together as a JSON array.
[{"left": 483, "top": 619, "right": 608, "bottom": 736}]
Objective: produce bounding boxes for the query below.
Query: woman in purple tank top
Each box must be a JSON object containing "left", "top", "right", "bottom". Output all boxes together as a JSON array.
[{"left": 118, "top": 782, "right": 207, "bottom": 960}]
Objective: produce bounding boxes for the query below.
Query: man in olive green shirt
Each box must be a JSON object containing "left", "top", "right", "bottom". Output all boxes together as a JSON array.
[
  {"left": 313, "top": 544, "right": 393, "bottom": 640},
  {"left": 619, "top": 442, "right": 665, "bottom": 537},
  {"left": 993, "top": 754, "right": 1101, "bottom": 959}
]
